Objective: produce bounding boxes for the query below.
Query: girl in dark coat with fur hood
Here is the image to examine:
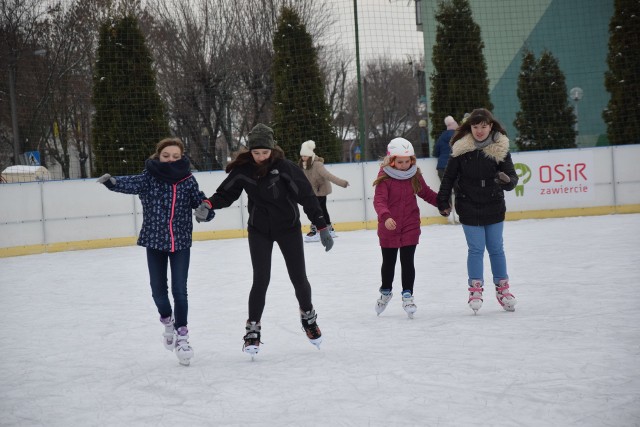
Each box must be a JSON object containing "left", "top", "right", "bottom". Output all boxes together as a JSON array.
[{"left": 436, "top": 108, "right": 518, "bottom": 314}]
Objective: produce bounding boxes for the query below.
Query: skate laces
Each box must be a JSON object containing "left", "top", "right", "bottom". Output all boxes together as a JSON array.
[
  {"left": 468, "top": 281, "right": 484, "bottom": 302},
  {"left": 495, "top": 280, "right": 516, "bottom": 310},
  {"left": 402, "top": 291, "right": 416, "bottom": 305},
  {"left": 378, "top": 290, "right": 393, "bottom": 305},
  {"left": 243, "top": 322, "right": 262, "bottom": 346},
  {"left": 300, "top": 310, "right": 321, "bottom": 340}
]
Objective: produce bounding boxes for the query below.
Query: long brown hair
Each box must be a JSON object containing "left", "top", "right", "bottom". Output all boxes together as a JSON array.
[
  {"left": 150, "top": 137, "right": 184, "bottom": 159},
  {"left": 450, "top": 108, "right": 507, "bottom": 145},
  {"left": 226, "top": 146, "right": 286, "bottom": 177}
]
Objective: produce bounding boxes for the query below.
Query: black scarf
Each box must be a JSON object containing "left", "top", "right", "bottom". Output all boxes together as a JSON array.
[{"left": 145, "top": 156, "right": 191, "bottom": 184}]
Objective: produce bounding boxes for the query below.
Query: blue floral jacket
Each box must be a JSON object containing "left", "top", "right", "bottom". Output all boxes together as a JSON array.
[{"left": 104, "top": 158, "right": 214, "bottom": 252}]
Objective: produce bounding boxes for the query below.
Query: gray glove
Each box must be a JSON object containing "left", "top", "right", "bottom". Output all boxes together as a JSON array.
[
  {"left": 318, "top": 227, "right": 334, "bottom": 252},
  {"left": 97, "top": 173, "right": 116, "bottom": 186},
  {"left": 494, "top": 172, "right": 510, "bottom": 184},
  {"left": 194, "top": 201, "right": 211, "bottom": 223}
]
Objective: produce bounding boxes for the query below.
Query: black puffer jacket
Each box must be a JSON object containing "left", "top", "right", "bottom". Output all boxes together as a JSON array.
[
  {"left": 207, "top": 158, "right": 327, "bottom": 235},
  {"left": 437, "top": 132, "right": 518, "bottom": 226}
]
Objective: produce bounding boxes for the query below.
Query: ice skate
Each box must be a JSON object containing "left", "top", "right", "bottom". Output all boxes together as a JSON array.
[
  {"left": 300, "top": 309, "right": 322, "bottom": 349},
  {"left": 329, "top": 224, "right": 337, "bottom": 238},
  {"left": 160, "top": 316, "right": 175, "bottom": 351},
  {"left": 174, "top": 326, "right": 194, "bottom": 366},
  {"left": 243, "top": 321, "right": 261, "bottom": 359},
  {"left": 495, "top": 279, "right": 517, "bottom": 312},
  {"left": 375, "top": 290, "right": 393, "bottom": 315},
  {"left": 401, "top": 291, "right": 417, "bottom": 319},
  {"left": 468, "top": 280, "right": 484, "bottom": 314},
  {"left": 304, "top": 225, "right": 320, "bottom": 242}
]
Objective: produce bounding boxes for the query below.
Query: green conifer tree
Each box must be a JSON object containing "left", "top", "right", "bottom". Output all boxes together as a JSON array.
[
  {"left": 514, "top": 49, "right": 576, "bottom": 151},
  {"left": 272, "top": 6, "right": 341, "bottom": 162},
  {"left": 92, "top": 15, "right": 170, "bottom": 176},
  {"left": 430, "top": 0, "right": 492, "bottom": 141},
  {"left": 603, "top": 0, "right": 640, "bottom": 145}
]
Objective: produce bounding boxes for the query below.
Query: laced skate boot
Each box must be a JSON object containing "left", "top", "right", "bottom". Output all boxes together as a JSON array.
[
  {"left": 160, "top": 316, "right": 175, "bottom": 351},
  {"left": 174, "top": 326, "right": 194, "bottom": 366},
  {"left": 375, "top": 289, "right": 393, "bottom": 316},
  {"left": 300, "top": 309, "right": 322, "bottom": 349},
  {"left": 243, "top": 321, "right": 261, "bottom": 357},
  {"left": 468, "top": 280, "right": 484, "bottom": 314},
  {"left": 304, "top": 225, "right": 320, "bottom": 242},
  {"left": 401, "top": 291, "right": 417, "bottom": 318},
  {"left": 495, "top": 279, "right": 517, "bottom": 312}
]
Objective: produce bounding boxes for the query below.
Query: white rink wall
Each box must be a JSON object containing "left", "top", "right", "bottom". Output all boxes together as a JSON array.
[{"left": 1, "top": 145, "right": 639, "bottom": 256}]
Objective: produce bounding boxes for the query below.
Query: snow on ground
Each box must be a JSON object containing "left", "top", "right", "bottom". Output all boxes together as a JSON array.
[{"left": 1, "top": 214, "right": 639, "bottom": 426}]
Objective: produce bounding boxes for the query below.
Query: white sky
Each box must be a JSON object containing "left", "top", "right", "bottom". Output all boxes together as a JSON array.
[{"left": 2, "top": 214, "right": 640, "bottom": 426}]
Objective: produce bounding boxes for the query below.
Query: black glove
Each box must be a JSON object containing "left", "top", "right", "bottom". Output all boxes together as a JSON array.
[
  {"left": 318, "top": 227, "right": 334, "bottom": 252},
  {"left": 97, "top": 173, "right": 116, "bottom": 186},
  {"left": 494, "top": 172, "right": 510, "bottom": 185},
  {"left": 194, "top": 201, "right": 212, "bottom": 223}
]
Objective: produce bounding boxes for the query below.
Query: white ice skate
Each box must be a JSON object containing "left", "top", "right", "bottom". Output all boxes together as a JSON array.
[
  {"left": 243, "top": 321, "right": 261, "bottom": 360},
  {"left": 175, "top": 326, "right": 194, "bottom": 366},
  {"left": 375, "top": 290, "right": 393, "bottom": 316},
  {"left": 495, "top": 280, "right": 517, "bottom": 312},
  {"left": 160, "top": 316, "right": 175, "bottom": 351},
  {"left": 401, "top": 291, "right": 417, "bottom": 319},
  {"left": 468, "top": 280, "right": 484, "bottom": 314}
]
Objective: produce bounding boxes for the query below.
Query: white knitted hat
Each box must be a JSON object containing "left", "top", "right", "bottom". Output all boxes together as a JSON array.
[
  {"left": 444, "top": 115, "right": 458, "bottom": 130},
  {"left": 300, "top": 140, "right": 316, "bottom": 157},
  {"left": 387, "top": 137, "right": 415, "bottom": 157}
]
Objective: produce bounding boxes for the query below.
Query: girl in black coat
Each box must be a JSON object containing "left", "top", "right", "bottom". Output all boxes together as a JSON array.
[
  {"left": 437, "top": 108, "right": 518, "bottom": 314},
  {"left": 195, "top": 124, "right": 333, "bottom": 356}
]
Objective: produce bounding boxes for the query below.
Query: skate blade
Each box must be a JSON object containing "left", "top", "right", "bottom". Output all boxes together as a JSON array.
[
  {"left": 244, "top": 345, "right": 259, "bottom": 356},
  {"left": 178, "top": 359, "right": 190, "bottom": 366},
  {"left": 309, "top": 337, "right": 322, "bottom": 349},
  {"left": 406, "top": 312, "right": 414, "bottom": 319}
]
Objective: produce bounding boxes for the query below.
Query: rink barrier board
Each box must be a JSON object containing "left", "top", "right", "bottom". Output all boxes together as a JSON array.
[
  {"left": 1, "top": 145, "right": 639, "bottom": 258},
  {"left": 1, "top": 204, "right": 638, "bottom": 258}
]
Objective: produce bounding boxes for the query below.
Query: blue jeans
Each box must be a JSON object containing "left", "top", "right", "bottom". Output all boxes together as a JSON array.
[
  {"left": 146, "top": 248, "right": 191, "bottom": 329},
  {"left": 461, "top": 222, "right": 508, "bottom": 285}
]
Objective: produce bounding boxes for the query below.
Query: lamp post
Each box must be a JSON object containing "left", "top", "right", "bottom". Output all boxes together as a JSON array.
[{"left": 570, "top": 87, "right": 583, "bottom": 145}]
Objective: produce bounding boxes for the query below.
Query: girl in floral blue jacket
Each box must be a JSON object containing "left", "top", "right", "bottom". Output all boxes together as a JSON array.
[{"left": 98, "top": 138, "right": 214, "bottom": 366}]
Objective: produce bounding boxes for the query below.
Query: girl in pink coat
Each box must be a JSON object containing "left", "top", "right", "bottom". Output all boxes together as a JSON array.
[{"left": 373, "top": 138, "right": 438, "bottom": 318}]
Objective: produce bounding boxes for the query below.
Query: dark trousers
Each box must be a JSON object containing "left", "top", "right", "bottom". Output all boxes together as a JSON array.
[
  {"left": 248, "top": 229, "right": 312, "bottom": 321},
  {"left": 317, "top": 196, "right": 331, "bottom": 225},
  {"left": 146, "top": 247, "right": 190, "bottom": 328},
  {"left": 380, "top": 245, "right": 417, "bottom": 294}
]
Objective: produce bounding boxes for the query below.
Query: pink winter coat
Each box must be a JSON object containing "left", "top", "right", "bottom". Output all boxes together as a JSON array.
[{"left": 373, "top": 169, "right": 438, "bottom": 248}]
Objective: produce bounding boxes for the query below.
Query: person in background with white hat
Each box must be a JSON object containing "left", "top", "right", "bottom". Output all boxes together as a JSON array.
[
  {"left": 434, "top": 115, "right": 459, "bottom": 223},
  {"left": 434, "top": 115, "right": 458, "bottom": 181},
  {"left": 372, "top": 137, "right": 438, "bottom": 318},
  {"left": 299, "top": 140, "right": 349, "bottom": 242}
]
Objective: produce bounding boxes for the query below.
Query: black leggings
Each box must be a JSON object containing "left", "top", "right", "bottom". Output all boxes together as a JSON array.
[
  {"left": 317, "top": 195, "right": 331, "bottom": 225},
  {"left": 247, "top": 229, "right": 312, "bottom": 321},
  {"left": 380, "top": 245, "right": 417, "bottom": 294}
]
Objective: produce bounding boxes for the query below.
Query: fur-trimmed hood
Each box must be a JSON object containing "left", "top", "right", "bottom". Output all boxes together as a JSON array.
[{"left": 451, "top": 133, "right": 510, "bottom": 163}]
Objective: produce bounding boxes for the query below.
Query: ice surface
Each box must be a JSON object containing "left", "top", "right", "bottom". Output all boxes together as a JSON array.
[{"left": 1, "top": 214, "right": 639, "bottom": 426}]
